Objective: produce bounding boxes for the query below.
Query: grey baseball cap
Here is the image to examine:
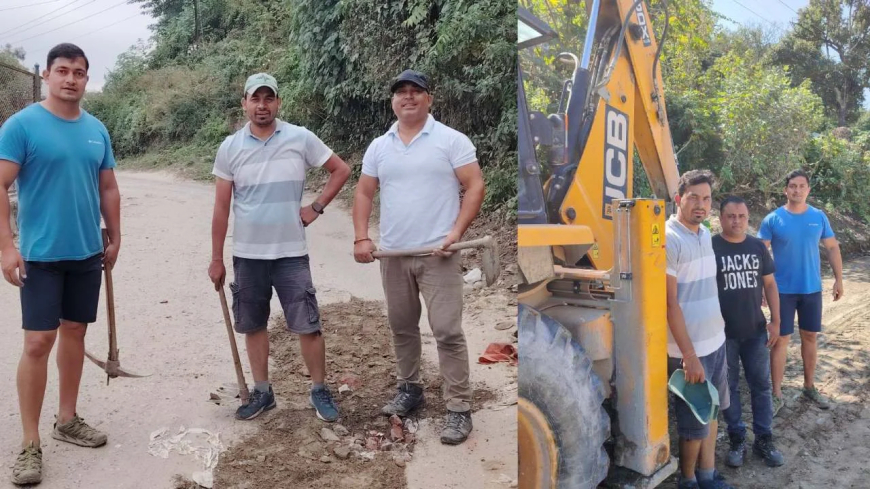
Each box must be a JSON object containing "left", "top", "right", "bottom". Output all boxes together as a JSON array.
[
  {"left": 390, "top": 70, "right": 429, "bottom": 93},
  {"left": 244, "top": 73, "right": 278, "bottom": 97}
]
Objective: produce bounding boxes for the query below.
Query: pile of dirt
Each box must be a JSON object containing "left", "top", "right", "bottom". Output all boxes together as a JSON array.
[{"left": 209, "top": 298, "right": 496, "bottom": 489}]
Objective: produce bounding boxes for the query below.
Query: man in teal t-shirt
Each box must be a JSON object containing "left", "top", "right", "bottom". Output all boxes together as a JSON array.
[
  {"left": 758, "top": 169, "right": 843, "bottom": 415},
  {"left": 0, "top": 43, "right": 121, "bottom": 486}
]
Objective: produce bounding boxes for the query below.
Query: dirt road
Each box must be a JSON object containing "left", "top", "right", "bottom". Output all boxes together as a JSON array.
[
  {"left": 710, "top": 256, "right": 870, "bottom": 489},
  {"left": 0, "top": 171, "right": 517, "bottom": 488}
]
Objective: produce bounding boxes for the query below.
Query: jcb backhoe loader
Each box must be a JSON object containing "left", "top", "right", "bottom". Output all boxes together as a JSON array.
[{"left": 517, "top": 1, "right": 681, "bottom": 487}]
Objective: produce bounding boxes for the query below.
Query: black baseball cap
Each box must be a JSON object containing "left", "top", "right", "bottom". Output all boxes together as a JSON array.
[{"left": 390, "top": 70, "right": 430, "bottom": 93}]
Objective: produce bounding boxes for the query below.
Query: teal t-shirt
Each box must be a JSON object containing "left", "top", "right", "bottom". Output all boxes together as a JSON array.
[
  {"left": 757, "top": 205, "right": 835, "bottom": 294},
  {"left": 0, "top": 103, "right": 116, "bottom": 262}
]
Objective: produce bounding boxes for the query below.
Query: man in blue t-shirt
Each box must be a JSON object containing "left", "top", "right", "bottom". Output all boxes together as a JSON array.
[
  {"left": 0, "top": 43, "right": 121, "bottom": 486},
  {"left": 758, "top": 169, "right": 843, "bottom": 414}
]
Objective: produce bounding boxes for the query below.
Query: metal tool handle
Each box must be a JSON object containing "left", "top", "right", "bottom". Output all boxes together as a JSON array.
[
  {"left": 371, "top": 236, "right": 492, "bottom": 258},
  {"left": 219, "top": 287, "right": 250, "bottom": 404}
]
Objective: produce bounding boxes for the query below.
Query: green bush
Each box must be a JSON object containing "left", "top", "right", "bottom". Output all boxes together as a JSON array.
[{"left": 86, "top": 0, "right": 516, "bottom": 215}]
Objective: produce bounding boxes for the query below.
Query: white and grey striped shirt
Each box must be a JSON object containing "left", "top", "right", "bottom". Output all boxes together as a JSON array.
[
  {"left": 212, "top": 120, "right": 333, "bottom": 260},
  {"left": 665, "top": 216, "right": 726, "bottom": 358}
]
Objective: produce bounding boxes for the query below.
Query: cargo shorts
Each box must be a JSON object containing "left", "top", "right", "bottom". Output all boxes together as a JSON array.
[
  {"left": 668, "top": 342, "right": 730, "bottom": 440},
  {"left": 230, "top": 255, "right": 321, "bottom": 335}
]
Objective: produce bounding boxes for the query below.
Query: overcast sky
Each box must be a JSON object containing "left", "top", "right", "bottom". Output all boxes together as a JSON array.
[{"left": 0, "top": 0, "right": 154, "bottom": 91}]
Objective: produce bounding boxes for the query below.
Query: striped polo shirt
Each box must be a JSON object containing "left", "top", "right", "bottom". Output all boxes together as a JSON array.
[
  {"left": 212, "top": 120, "right": 333, "bottom": 259},
  {"left": 665, "top": 216, "right": 726, "bottom": 358}
]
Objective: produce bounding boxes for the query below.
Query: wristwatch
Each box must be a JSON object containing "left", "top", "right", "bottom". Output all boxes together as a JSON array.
[{"left": 311, "top": 201, "right": 325, "bottom": 214}]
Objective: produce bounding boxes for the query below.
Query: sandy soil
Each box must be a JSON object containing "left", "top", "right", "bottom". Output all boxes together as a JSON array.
[
  {"left": 0, "top": 171, "right": 517, "bottom": 489},
  {"left": 663, "top": 255, "right": 870, "bottom": 488}
]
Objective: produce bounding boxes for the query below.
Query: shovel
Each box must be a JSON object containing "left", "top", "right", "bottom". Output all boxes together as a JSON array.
[
  {"left": 372, "top": 235, "right": 500, "bottom": 286},
  {"left": 85, "top": 229, "right": 150, "bottom": 384}
]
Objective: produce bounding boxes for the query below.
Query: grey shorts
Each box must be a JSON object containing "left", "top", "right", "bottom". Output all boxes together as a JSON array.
[
  {"left": 230, "top": 255, "right": 321, "bottom": 335},
  {"left": 668, "top": 342, "right": 730, "bottom": 440}
]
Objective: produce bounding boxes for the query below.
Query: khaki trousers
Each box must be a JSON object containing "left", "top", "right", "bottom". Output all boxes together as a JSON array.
[{"left": 380, "top": 253, "right": 472, "bottom": 412}]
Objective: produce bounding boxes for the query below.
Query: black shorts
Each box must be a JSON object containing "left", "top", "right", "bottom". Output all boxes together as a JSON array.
[
  {"left": 230, "top": 255, "right": 321, "bottom": 335},
  {"left": 20, "top": 253, "right": 103, "bottom": 331},
  {"left": 779, "top": 292, "right": 823, "bottom": 335}
]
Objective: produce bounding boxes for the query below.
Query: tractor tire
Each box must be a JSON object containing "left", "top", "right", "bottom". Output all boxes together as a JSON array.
[{"left": 518, "top": 303, "right": 610, "bottom": 489}]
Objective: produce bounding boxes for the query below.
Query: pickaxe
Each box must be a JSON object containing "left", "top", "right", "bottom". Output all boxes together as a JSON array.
[
  {"left": 85, "top": 229, "right": 149, "bottom": 384},
  {"left": 372, "top": 235, "right": 501, "bottom": 286}
]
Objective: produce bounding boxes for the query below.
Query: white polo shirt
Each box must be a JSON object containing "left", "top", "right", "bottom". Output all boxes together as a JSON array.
[
  {"left": 362, "top": 114, "right": 477, "bottom": 250},
  {"left": 212, "top": 120, "right": 333, "bottom": 259}
]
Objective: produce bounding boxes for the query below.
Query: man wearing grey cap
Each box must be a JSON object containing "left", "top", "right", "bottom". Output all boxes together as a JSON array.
[
  {"left": 352, "top": 69, "right": 485, "bottom": 445},
  {"left": 209, "top": 73, "right": 351, "bottom": 422}
]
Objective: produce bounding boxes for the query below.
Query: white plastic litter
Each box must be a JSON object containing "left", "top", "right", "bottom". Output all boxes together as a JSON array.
[
  {"left": 148, "top": 426, "right": 225, "bottom": 488},
  {"left": 463, "top": 268, "right": 482, "bottom": 284}
]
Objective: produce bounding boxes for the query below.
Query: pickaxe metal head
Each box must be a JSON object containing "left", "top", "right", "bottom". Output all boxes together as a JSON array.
[
  {"left": 85, "top": 350, "right": 150, "bottom": 384},
  {"left": 477, "top": 235, "right": 501, "bottom": 286}
]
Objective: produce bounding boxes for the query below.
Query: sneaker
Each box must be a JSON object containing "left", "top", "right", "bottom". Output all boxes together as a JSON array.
[
  {"left": 235, "top": 387, "right": 277, "bottom": 420},
  {"left": 440, "top": 410, "right": 473, "bottom": 445},
  {"left": 753, "top": 434, "right": 785, "bottom": 467},
  {"left": 52, "top": 414, "right": 107, "bottom": 447},
  {"left": 11, "top": 442, "right": 42, "bottom": 486},
  {"left": 772, "top": 395, "right": 785, "bottom": 417},
  {"left": 381, "top": 382, "right": 424, "bottom": 417},
  {"left": 677, "top": 476, "right": 700, "bottom": 488},
  {"left": 310, "top": 385, "right": 339, "bottom": 422},
  {"left": 725, "top": 432, "right": 746, "bottom": 468},
  {"left": 697, "top": 470, "right": 733, "bottom": 489},
  {"left": 803, "top": 386, "right": 830, "bottom": 409}
]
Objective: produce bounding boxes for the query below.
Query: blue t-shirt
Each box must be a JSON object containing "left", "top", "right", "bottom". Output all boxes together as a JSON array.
[
  {"left": 0, "top": 103, "right": 116, "bottom": 262},
  {"left": 757, "top": 205, "right": 835, "bottom": 294}
]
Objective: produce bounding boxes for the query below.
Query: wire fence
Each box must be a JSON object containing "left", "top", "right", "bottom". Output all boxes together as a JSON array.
[{"left": 0, "top": 60, "right": 40, "bottom": 237}]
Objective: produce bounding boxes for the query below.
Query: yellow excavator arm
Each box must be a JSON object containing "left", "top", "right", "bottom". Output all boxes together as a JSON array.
[{"left": 518, "top": 1, "right": 682, "bottom": 487}]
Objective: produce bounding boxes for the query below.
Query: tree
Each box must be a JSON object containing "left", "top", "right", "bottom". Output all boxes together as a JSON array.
[
  {"left": 1, "top": 44, "right": 26, "bottom": 63},
  {"left": 769, "top": 0, "right": 870, "bottom": 126}
]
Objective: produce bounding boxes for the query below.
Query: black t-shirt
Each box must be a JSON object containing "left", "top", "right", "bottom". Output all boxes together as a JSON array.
[{"left": 711, "top": 234, "right": 775, "bottom": 340}]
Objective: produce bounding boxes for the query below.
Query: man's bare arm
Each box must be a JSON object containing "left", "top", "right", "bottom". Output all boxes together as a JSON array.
[
  {"left": 762, "top": 274, "right": 780, "bottom": 324},
  {"left": 451, "top": 162, "right": 485, "bottom": 238},
  {"left": 314, "top": 154, "right": 351, "bottom": 209},
  {"left": 211, "top": 178, "right": 233, "bottom": 261},
  {"left": 822, "top": 237, "right": 843, "bottom": 281},
  {"left": 99, "top": 169, "right": 121, "bottom": 242},
  {"left": 0, "top": 160, "right": 21, "bottom": 251},
  {"left": 666, "top": 274, "right": 696, "bottom": 359},
  {"left": 352, "top": 175, "right": 378, "bottom": 242},
  {"left": 823, "top": 236, "right": 844, "bottom": 301},
  {"left": 351, "top": 175, "right": 379, "bottom": 263}
]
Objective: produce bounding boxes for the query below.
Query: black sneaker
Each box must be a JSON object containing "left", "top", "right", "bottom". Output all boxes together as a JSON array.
[
  {"left": 310, "top": 385, "right": 339, "bottom": 422},
  {"left": 726, "top": 431, "right": 746, "bottom": 467},
  {"left": 235, "top": 387, "right": 276, "bottom": 420},
  {"left": 440, "top": 410, "right": 472, "bottom": 445},
  {"left": 753, "top": 434, "right": 785, "bottom": 467},
  {"left": 381, "top": 382, "right": 424, "bottom": 416}
]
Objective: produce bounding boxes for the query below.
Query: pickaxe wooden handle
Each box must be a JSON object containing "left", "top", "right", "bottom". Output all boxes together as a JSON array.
[
  {"left": 84, "top": 229, "right": 149, "bottom": 383},
  {"left": 371, "top": 236, "right": 500, "bottom": 286},
  {"left": 218, "top": 286, "right": 250, "bottom": 405},
  {"left": 371, "top": 236, "right": 493, "bottom": 258}
]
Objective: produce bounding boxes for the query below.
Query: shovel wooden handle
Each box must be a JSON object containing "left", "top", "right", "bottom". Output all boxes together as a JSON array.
[
  {"left": 219, "top": 287, "right": 250, "bottom": 404},
  {"left": 371, "top": 236, "right": 492, "bottom": 258}
]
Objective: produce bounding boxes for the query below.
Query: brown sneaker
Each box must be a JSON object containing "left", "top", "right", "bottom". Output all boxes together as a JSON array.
[
  {"left": 52, "top": 415, "right": 107, "bottom": 448},
  {"left": 11, "top": 441, "right": 42, "bottom": 485}
]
